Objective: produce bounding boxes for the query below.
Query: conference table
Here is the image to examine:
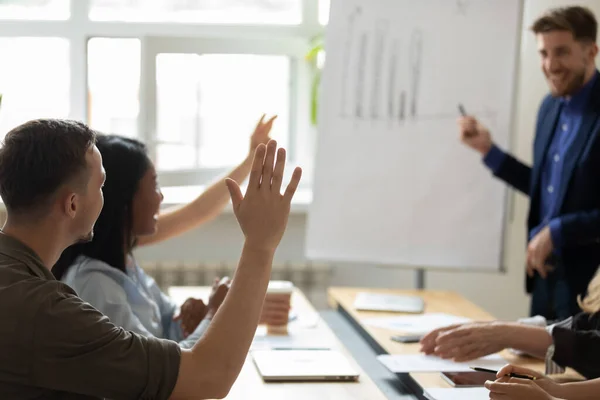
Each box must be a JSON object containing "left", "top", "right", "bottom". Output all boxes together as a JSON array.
[
  {"left": 327, "top": 287, "right": 546, "bottom": 395},
  {"left": 168, "top": 285, "right": 388, "bottom": 400}
]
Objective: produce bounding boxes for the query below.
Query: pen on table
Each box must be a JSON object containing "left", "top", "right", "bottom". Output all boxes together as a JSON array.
[{"left": 470, "top": 367, "right": 537, "bottom": 380}]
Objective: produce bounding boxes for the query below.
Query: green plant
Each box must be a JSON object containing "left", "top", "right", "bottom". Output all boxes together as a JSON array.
[{"left": 305, "top": 34, "right": 325, "bottom": 126}]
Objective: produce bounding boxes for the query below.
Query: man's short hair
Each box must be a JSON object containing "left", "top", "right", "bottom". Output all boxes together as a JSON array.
[
  {"left": 531, "top": 6, "right": 598, "bottom": 43},
  {"left": 0, "top": 119, "right": 97, "bottom": 215}
]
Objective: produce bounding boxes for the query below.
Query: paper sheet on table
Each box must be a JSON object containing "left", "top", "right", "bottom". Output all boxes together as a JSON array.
[
  {"left": 377, "top": 354, "right": 506, "bottom": 373},
  {"left": 251, "top": 315, "right": 335, "bottom": 350},
  {"left": 424, "top": 388, "right": 488, "bottom": 400},
  {"left": 362, "top": 313, "right": 472, "bottom": 334}
]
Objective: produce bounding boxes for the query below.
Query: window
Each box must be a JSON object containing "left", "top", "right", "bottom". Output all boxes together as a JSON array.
[
  {"left": 319, "top": 0, "right": 330, "bottom": 25},
  {"left": 0, "top": 0, "right": 322, "bottom": 188},
  {"left": 0, "top": 38, "right": 70, "bottom": 137},
  {"left": 87, "top": 38, "right": 140, "bottom": 138},
  {"left": 0, "top": 0, "right": 70, "bottom": 20},
  {"left": 89, "top": 0, "right": 302, "bottom": 24},
  {"left": 155, "top": 53, "right": 290, "bottom": 169}
]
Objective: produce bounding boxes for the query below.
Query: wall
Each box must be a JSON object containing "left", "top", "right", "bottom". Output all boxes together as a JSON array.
[{"left": 136, "top": 0, "right": 600, "bottom": 319}]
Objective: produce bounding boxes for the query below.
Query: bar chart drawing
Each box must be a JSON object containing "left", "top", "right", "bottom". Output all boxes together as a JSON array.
[
  {"left": 354, "top": 32, "right": 368, "bottom": 119},
  {"left": 370, "top": 19, "right": 389, "bottom": 120},
  {"left": 339, "top": 6, "right": 362, "bottom": 118},
  {"left": 388, "top": 38, "right": 400, "bottom": 122},
  {"left": 409, "top": 29, "right": 423, "bottom": 119}
]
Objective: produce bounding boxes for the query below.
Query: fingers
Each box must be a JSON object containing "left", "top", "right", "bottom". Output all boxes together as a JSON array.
[
  {"left": 497, "top": 364, "right": 543, "bottom": 379},
  {"left": 535, "top": 263, "right": 548, "bottom": 279},
  {"left": 526, "top": 248, "right": 547, "bottom": 279},
  {"left": 265, "top": 115, "right": 277, "bottom": 132},
  {"left": 261, "top": 140, "right": 277, "bottom": 189},
  {"left": 256, "top": 114, "right": 266, "bottom": 129},
  {"left": 271, "top": 147, "right": 286, "bottom": 194},
  {"left": 248, "top": 144, "right": 267, "bottom": 190},
  {"left": 419, "top": 331, "right": 438, "bottom": 353},
  {"left": 218, "top": 276, "right": 231, "bottom": 286},
  {"left": 283, "top": 167, "right": 302, "bottom": 202},
  {"left": 420, "top": 324, "right": 462, "bottom": 351},
  {"left": 226, "top": 178, "right": 243, "bottom": 210},
  {"left": 526, "top": 262, "right": 534, "bottom": 278},
  {"left": 457, "top": 116, "right": 478, "bottom": 138}
]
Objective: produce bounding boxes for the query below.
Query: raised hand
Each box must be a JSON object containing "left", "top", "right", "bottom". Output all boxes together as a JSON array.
[
  {"left": 226, "top": 140, "right": 302, "bottom": 253},
  {"left": 249, "top": 114, "right": 277, "bottom": 155},
  {"left": 457, "top": 116, "right": 493, "bottom": 155}
]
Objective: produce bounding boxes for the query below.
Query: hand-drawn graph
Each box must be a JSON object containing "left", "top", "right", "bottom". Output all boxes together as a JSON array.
[
  {"left": 340, "top": 6, "right": 362, "bottom": 118},
  {"left": 370, "top": 19, "right": 389, "bottom": 120},
  {"left": 387, "top": 38, "right": 399, "bottom": 122},
  {"left": 338, "top": 11, "right": 498, "bottom": 128},
  {"left": 354, "top": 32, "right": 368, "bottom": 119},
  {"left": 409, "top": 29, "right": 423, "bottom": 119}
]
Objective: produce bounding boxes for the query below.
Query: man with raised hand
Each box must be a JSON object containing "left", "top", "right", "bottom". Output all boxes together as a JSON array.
[{"left": 0, "top": 118, "right": 301, "bottom": 399}]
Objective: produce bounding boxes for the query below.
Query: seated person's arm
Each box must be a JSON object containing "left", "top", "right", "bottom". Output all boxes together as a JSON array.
[
  {"left": 170, "top": 141, "right": 302, "bottom": 398},
  {"left": 424, "top": 321, "right": 553, "bottom": 361},
  {"left": 559, "top": 378, "right": 600, "bottom": 400}
]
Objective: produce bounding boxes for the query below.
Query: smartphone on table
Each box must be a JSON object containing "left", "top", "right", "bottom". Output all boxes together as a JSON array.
[{"left": 440, "top": 371, "right": 497, "bottom": 387}]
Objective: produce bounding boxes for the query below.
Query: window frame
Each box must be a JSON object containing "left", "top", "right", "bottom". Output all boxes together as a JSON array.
[{"left": 0, "top": 0, "right": 323, "bottom": 188}]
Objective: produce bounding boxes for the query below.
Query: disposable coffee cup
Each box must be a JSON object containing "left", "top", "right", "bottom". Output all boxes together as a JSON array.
[{"left": 265, "top": 280, "right": 294, "bottom": 335}]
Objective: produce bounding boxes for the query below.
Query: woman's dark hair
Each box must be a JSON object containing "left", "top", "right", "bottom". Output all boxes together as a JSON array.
[{"left": 53, "top": 134, "right": 150, "bottom": 279}]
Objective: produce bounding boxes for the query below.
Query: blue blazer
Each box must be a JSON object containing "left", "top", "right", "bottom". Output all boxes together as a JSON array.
[{"left": 492, "top": 76, "right": 600, "bottom": 296}]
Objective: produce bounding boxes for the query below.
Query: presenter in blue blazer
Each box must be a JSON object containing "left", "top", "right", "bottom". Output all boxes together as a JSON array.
[{"left": 459, "top": 6, "right": 600, "bottom": 320}]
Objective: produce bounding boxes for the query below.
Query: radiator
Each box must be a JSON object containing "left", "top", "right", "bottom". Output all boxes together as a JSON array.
[{"left": 140, "top": 261, "right": 333, "bottom": 309}]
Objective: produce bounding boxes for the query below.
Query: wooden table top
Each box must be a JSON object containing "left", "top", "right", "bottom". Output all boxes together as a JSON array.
[
  {"left": 327, "top": 287, "right": 545, "bottom": 390},
  {"left": 169, "top": 285, "right": 388, "bottom": 400}
]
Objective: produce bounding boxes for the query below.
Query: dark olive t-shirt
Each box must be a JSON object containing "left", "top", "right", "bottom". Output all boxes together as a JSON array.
[{"left": 0, "top": 233, "right": 181, "bottom": 399}]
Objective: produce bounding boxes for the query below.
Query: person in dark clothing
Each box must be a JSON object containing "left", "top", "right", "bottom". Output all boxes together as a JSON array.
[{"left": 458, "top": 5, "right": 600, "bottom": 320}]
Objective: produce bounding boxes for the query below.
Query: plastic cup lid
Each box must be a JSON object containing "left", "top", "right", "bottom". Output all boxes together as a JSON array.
[{"left": 267, "top": 280, "right": 294, "bottom": 294}]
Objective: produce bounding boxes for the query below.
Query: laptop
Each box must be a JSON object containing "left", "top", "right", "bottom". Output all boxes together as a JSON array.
[{"left": 251, "top": 349, "right": 360, "bottom": 382}]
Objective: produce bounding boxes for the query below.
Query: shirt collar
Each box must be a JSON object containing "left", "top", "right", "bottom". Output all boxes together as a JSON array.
[
  {"left": 0, "top": 232, "right": 55, "bottom": 281},
  {"left": 560, "top": 69, "right": 599, "bottom": 111}
]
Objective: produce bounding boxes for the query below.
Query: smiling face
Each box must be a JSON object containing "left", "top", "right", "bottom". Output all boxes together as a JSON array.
[
  {"left": 130, "top": 161, "right": 163, "bottom": 237},
  {"left": 537, "top": 30, "right": 597, "bottom": 97}
]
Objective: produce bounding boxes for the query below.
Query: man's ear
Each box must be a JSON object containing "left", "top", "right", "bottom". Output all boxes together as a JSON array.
[{"left": 62, "top": 191, "right": 78, "bottom": 219}]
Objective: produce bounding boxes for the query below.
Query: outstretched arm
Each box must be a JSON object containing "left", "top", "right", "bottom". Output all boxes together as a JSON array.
[
  {"left": 170, "top": 140, "right": 302, "bottom": 399},
  {"left": 137, "top": 115, "right": 276, "bottom": 247}
]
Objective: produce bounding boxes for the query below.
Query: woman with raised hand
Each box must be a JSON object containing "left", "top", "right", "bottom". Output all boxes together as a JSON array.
[{"left": 53, "top": 117, "right": 290, "bottom": 346}]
